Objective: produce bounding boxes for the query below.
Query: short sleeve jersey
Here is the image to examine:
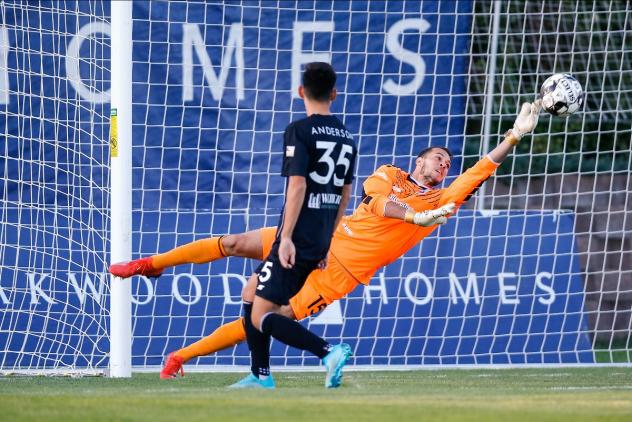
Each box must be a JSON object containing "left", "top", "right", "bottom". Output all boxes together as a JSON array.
[{"left": 273, "top": 114, "right": 357, "bottom": 261}]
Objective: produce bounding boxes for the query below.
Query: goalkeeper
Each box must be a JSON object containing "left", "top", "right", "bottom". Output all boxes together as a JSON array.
[{"left": 110, "top": 102, "right": 541, "bottom": 378}]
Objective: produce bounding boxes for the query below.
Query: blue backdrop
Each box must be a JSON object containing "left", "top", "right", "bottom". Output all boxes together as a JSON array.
[
  {"left": 0, "top": 1, "right": 593, "bottom": 368},
  {"left": 130, "top": 210, "right": 593, "bottom": 366}
]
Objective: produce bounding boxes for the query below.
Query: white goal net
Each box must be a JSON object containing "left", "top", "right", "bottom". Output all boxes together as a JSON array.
[
  {"left": 0, "top": 0, "right": 630, "bottom": 375},
  {"left": 0, "top": 1, "right": 110, "bottom": 374}
]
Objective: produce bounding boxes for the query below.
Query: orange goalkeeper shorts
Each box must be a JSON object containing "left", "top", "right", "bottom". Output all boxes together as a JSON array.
[{"left": 259, "top": 227, "right": 359, "bottom": 321}]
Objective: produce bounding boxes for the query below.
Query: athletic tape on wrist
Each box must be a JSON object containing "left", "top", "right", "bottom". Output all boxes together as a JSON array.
[{"left": 404, "top": 209, "right": 415, "bottom": 224}]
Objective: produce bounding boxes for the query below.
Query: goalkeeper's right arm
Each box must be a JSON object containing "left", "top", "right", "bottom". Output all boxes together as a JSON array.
[{"left": 361, "top": 165, "right": 456, "bottom": 227}]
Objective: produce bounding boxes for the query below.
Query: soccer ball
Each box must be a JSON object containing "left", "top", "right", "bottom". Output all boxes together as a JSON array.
[{"left": 539, "top": 73, "right": 584, "bottom": 116}]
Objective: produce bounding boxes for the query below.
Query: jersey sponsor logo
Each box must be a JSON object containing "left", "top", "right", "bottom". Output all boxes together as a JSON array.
[
  {"left": 285, "top": 145, "right": 295, "bottom": 157},
  {"left": 307, "top": 193, "right": 321, "bottom": 209},
  {"left": 310, "top": 125, "right": 353, "bottom": 140},
  {"left": 307, "top": 192, "right": 341, "bottom": 209},
  {"left": 388, "top": 194, "right": 412, "bottom": 210}
]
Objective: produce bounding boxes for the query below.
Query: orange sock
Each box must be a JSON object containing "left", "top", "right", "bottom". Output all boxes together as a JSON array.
[
  {"left": 152, "top": 236, "right": 227, "bottom": 269},
  {"left": 175, "top": 318, "right": 246, "bottom": 362}
]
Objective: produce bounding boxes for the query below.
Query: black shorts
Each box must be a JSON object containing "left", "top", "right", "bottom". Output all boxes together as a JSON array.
[{"left": 254, "top": 253, "right": 320, "bottom": 306}]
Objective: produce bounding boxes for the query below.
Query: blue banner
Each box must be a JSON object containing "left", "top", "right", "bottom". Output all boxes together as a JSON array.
[
  {"left": 131, "top": 210, "right": 593, "bottom": 366},
  {"left": 1, "top": 1, "right": 593, "bottom": 368},
  {"left": 130, "top": 0, "right": 471, "bottom": 212}
]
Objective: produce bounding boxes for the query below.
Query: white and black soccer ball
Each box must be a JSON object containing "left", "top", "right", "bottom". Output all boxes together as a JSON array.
[{"left": 539, "top": 73, "right": 584, "bottom": 117}]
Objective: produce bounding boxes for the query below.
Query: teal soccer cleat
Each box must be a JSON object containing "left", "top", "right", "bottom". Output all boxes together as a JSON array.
[
  {"left": 322, "top": 343, "right": 352, "bottom": 388},
  {"left": 228, "top": 373, "right": 276, "bottom": 389}
]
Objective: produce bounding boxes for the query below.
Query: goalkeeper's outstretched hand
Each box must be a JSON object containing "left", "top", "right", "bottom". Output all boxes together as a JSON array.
[
  {"left": 508, "top": 100, "right": 541, "bottom": 141},
  {"left": 407, "top": 202, "right": 456, "bottom": 227}
]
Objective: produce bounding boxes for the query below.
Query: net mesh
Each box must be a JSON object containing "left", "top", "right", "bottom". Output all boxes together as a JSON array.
[
  {"left": 0, "top": 0, "right": 110, "bottom": 373},
  {"left": 0, "top": 0, "right": 630, "bottom": 373}
]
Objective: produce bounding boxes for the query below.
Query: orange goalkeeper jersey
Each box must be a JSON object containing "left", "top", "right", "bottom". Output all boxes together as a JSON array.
[{"left": 329, "top": 156, "right": 499, "bottom": 285}]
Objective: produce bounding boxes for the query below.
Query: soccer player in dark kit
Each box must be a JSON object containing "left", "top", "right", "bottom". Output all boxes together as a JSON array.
[{"left": 229, "top": 62, "right": 357, "bottom": 389}]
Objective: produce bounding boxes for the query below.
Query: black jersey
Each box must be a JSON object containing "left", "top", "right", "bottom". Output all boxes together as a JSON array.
[{"left": 273, "top": 114, "right": 357, "bottom": 261}]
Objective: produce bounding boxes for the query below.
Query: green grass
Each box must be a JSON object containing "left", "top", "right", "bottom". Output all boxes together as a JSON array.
[{"left": 2, "top": 368, "right": 632, "bottom": 421}]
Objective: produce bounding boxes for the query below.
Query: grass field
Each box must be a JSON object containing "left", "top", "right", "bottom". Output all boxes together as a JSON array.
[{"left": 2, "top": 368, "right": 632, "bottom": 421}]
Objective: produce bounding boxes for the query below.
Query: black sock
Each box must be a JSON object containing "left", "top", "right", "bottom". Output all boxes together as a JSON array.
[
  {"left": 243, "top": 302, "right": 270, "bottom": 378},
  {"left": 261, "top": 313, "right": 332, "bottom": 359}
]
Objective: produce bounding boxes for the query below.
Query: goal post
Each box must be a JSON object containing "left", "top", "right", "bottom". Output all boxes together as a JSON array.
[{"left": 109, "top": 0, "right": 133, "bottom": 378}]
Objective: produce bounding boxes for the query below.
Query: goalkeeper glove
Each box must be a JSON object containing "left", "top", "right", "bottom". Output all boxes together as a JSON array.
[
  {"left": 506, "top": 100, "right": 541, "bottom": 143},
  {"left": 404, "top": 203, "right": 456, "bottom": 227}
]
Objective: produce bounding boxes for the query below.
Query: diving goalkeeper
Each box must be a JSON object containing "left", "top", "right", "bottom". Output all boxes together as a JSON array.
[{"left": 110, "top": 101, "right": 541, "bottom": 378}]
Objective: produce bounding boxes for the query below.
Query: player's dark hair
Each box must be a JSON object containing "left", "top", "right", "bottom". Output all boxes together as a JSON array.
[
  {"left": 416, "top": 146, "right": 453, "bottom": 159},
  {"left": 302, "top": 62, "right": 336, "bottom": 102}
]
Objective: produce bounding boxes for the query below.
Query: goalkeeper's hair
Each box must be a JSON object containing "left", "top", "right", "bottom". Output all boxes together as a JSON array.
[
  {"left": 302, "top": 62, "right": 336, "bottom": 102},
  {"left": 416, "top": 146, "right": 453, "bottom": 159}
]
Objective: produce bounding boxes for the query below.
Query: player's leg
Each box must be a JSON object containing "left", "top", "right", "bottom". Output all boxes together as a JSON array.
[
  {"left": 109, "top": 228, "right": 273, "bottom": 278},
  {"left": 162, "top": 277, "right": 305, "bottom": 379},
  {"left": 258, "top": 302, "right": 352, "bottom": 389},
  {"left": 162, "top": 274, "right": 316, "bottom": 379},
  {"left": 228, "top": 271, "right": 278, "bottom": 389},
  {"left": 172, "top": 259, "right": 353, "bottom": 367},
  {"left": 249, "top": 257, "right": 351, "bottom": 388},
  {"left": 162, "top": 256, "right": 355, "bottom": 378},
  {"left": 160, "top": 229, "right": 278, "bottom": 378},
  {"left": 159, "top": 317, "right": 246, "bottom": 379},
  {"left": 231, "top": 253, "right": 313, "bottom": 389},
  {"left": 161, "top": 274, "right": 259, "bottom": 380}
]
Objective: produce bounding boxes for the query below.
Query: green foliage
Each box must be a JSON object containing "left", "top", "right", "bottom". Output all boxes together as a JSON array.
[
  {"left": 464, "top": 116, "right": 631, "bottom": 178},
  {"left": 465, "top": 0, "right": 632, "bottom": 181}
]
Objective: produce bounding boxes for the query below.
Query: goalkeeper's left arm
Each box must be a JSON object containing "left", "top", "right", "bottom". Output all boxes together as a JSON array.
[
  {"left": 489, "top": 100, "right": 541, "bottom": 164},
  {"left": 437, "top": 100, "right": 542, "bottom": 208}
]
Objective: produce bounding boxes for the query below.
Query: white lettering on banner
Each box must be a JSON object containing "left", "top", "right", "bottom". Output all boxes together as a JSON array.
[
  {"left": 172, "top": 274, "right": 202, "bottom": 305},
  {"left": 535, "top": 272, "right": 556, "bottom": 305},
  {"left": 499, "top": 272, "right": 520, "bottom": 305},
  {"left": 404, "top": 272, "right": 433, "bottom": 305},
  {"left": 382, "top": 18, "right": 430, "bottom": 96},
  {"left": 291, "top": 21, "right": 334, "bottom": 99},
  {"left": 449, "top": 272, "right": 481, "bottom": 305},
  {"left": 68, "top": 273, "right": 105, "bottom": 305},
  {"left": 66, "top": 22, "right": 112, "bottom": 103},
  {"left": 1, "top": 17, "right": 434, "bottom": 104},
  {"left": 12, "top": 270, "right": 560, "bottom": 308},
  {"left": 221, "top": 273, "right": 248, "bottom": 305},
  {"left": 0, "top": 27, "right": 9, "bottom": 104},
  {"left": 364, "top": 272, "right": 389, "bottom": 304},
  {"left": 0, "top": 284, "right": 9, "bottom": 305},
  {"left": 182, "top": 23, "right": 244, "bottom": 102},
  {"left": 131, "top": 276, "right": 154, "bottom": 305},
  {"left": 28, "top": 273, "right": 55, "bottom": 305}
]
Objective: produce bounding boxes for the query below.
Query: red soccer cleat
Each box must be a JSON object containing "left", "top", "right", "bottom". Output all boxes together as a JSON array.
[
  {"left": 160, "top": 352, "right": 185, "bottom": 379},
  {"left": 109, "top": 257, "right": 164, "bottom": 279}
]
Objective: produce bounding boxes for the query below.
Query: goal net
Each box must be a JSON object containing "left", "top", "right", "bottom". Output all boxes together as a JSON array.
[
  {"left": 0, "top": 0, "right": 630, "bottom": 374},
  {"left": 0, "top": 1, "right": 110, "bottom": 374}
]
